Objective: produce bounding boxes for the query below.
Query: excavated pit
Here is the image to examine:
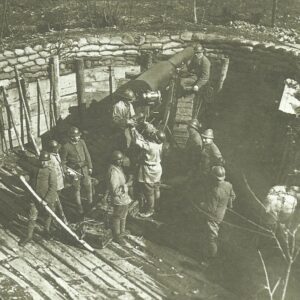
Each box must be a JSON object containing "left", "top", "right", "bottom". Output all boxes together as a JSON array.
[{"left": 0, "top": 33, "right": 300, "bottom": 299}]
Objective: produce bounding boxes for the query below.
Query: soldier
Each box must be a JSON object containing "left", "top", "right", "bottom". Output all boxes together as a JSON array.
[
  {"left": 18, "top": 151, "right": 58, "bottom": 246},
  {"left": 201, "top": 129, "right": 224, "bottom": 177},
  {"left": 112, "top": 88, "right": 137, "bottom": 150},
  {"left": 107, "top": 151, "right": 132, "bottom": 245},
  {"left": 201, "top": 166, "right": 235, "bottom": 265},
  {"left": 185, "top": 119, "right": 203, "bottom": 174},
  {"left": 180, "top": 44, "right": 211, "bottom": 116},
  {"left": 131, "top": 127, "right": 166, "bottom": 218},
  {"left": 48, "top": 140, "right": 68, "bottom": 224},
  {"left": 60, "top": 126, "right": 93, "bottom": 217}
]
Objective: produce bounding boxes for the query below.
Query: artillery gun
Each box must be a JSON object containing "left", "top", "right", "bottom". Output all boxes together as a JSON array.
[{"left": 114, "top": 46, "right": 230, "bottom": 147}]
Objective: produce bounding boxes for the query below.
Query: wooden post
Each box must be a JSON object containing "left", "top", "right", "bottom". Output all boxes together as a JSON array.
[
  {"left": 20, "top": 78, "right": 31, "bottom": 142},
  {"left": 50, "top": 56, "right": 60, "bottom": 122},
  {"left": 75, "top": 58, "right": 85, "bottom": 124},
  {"left": 1, "top": 87, "right": 25, "bottom": 151},
  {"left": 37, "top": 79, "right": 50, "bottom": 132},
  {"left": 108, "top": 65, "right": 113, "bottom": 100}
]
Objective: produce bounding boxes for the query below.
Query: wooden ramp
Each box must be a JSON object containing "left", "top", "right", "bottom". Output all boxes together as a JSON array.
[{"left": 0, "top": 159, "right": 237, "bottom": 300}]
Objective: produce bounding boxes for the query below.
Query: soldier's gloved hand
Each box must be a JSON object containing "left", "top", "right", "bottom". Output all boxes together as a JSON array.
[
  {"left": 193, "top": 85, "right": 199, "bottom": 92},
  {"left": 88, "top": 168, "right": 92, "bottom": 175}
]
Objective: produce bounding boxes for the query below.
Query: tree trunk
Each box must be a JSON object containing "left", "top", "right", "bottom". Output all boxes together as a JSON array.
[
  {"left": 271, "top": 0, "right": 278, "bottom": 27},
  {"left": 193, "top": 0, "right": 198, "bottom": 24}
]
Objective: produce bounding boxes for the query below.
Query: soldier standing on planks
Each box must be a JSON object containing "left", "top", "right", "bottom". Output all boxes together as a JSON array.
[
  {"left": 60, "top": 126, "right": 93, "bottom": 218},
  {"left": 131, "top": 127, "right": 166, "bottom": 218},
  {"left": 48, "top": 140, "right": 68, "bottom": 224},
  {"left": 112, "top": 88, "right": 137, "bottom": 151},
  {"left": 107, "top": 150, "right": 132, "bottom": 245},
  {"left": 180, "top": 44, "right": 211, "bottom": 119},
  {"left": 18, "top": 151, "right": 58, "bottom": 246},
  {"left": 200, "top": 166, "right": 235, "bottom": 266}
]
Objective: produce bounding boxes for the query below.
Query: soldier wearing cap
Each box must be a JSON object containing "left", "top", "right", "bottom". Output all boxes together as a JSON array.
[
  {"left": 107, "top": 150, "right": 132, "bottom": 245},
  {"left": 131, "top": 127, "right": 166, "bottom": 218},
  {"left": 19, "top": 151, "right": 58, "bottom": 246},
  {"left": 60, "top": 126, "right": 93, "bottom": 217},
  {"left": 112, "top": 88, "right": 137, "bottom": 150},
  {"left": 200, "top": 166, "right": 235, "bottom": 264}
]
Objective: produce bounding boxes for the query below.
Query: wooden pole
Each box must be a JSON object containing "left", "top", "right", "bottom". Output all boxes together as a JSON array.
[
  {"left": 19, "top": 175, "right": 95, "bottom": 253},
  {"left": 108, "top": 65, "right": 113, "bottom": 99},
  {"left": 1, "top": 89, "right": 13, "bottom": 149},
  {"left": 14, "top": 67, "right": 40, "bottom": 155},
  {"left": 37, "top": 81, "right": 41, "bottom": 137},
  {"left": 50, "top": 56, "right": 60, "bottom": 122},
  {"left": 19, "top": 87, "right": 24, "bottom": 144},
  {"left": 20, "top": 77, "right": 31, "bottom": 142},
  {"left": 1, "top": 87, "right": 25, "bottom": 151},
  {"left": 271, "top": 0, "right": 278, "bottom": 27},
  {"left": 37, "top": 79, "right": 50, "bottom": 132},
  {"left": 75, "top": 58, "right": 85, "bottom": 124},
  {"left": 0, "top": 99, "right": 8, "bottom": 154}
]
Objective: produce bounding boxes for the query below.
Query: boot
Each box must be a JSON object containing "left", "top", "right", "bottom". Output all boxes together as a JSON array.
[
  {"left": 18, "top": 221, "right": 36, "bottom": 246},
  {"left": 75, "top": 191, "right": 84, "bottom": 217},
  {"left": 120, "top": 218, "right": 130, "bottom": 237},
  {"left": 56, "top": 198, "right": 68, "bottom": 225},
  {"left": 112, "top": 218, "right": 125, "bottom": 245},
  {"left": 44, "top": 216, "right": 53, "bottom": 240}
]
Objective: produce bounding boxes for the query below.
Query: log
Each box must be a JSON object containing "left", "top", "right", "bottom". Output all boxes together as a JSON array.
[{"left": 19, "top": 175, "right": 94, "bottom": 253}]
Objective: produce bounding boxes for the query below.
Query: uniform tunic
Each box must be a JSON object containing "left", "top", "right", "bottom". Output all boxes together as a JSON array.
[
  {"left": 131, "top": 129, "right": 162, "bottom": 184},
  {"left": 112, "top": 101, "right": 135, "bottom": 129},
  {"left": 187, "top": 55, "right": 211, "bottom": 89},
  {"left": 201, "top": 142, "right": 223, "bottom": 174},
  {"left": 60, "top": 139, "right": 92, "bottom": 175},
  {"left": 50, "top": 153, "right": 64, "bottom": 191},
  {"left": 29, "top": 166, "right": 58, "bottom": 220},
  {"left": 112, "top": 100, "right": 136, "bottom": 149},
  {"left": 204, "top": 181, "right": 236, "bottom": 223},
  {"left": 107, "top": 164, "right": 132, "bottom": 206}
]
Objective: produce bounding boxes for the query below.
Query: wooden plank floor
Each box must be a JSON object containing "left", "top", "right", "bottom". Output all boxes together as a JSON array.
[{"left": 0, "top": 159, "right": 237, "bottom": 300}]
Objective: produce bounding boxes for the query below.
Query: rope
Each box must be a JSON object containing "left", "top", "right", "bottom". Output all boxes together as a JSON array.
[
  {"left": 227, "top": 208, "right": 273, "bottom": 234},
  {"left": 190, "top": 200, "right": 273, "bottom": 238}
]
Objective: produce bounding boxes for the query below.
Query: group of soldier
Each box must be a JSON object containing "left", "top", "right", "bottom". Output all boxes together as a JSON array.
[{"left": 18, "top": 43, "right": 236, "bottom": 266}]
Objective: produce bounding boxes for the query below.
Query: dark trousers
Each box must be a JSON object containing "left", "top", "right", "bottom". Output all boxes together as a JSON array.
[{"left": 204, "top": 220, "right": 220, "bottom": 259}]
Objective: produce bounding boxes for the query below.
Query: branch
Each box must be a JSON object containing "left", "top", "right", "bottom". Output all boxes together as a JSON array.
[
  {"left": 258, "top": 250, "right": 273, "bottom": 300},
  {"left": 272, "top": 233, "right": 288, "bottom": 262},
  {"left": 242, "top": 173, "right": 278, "bottom": 222}
]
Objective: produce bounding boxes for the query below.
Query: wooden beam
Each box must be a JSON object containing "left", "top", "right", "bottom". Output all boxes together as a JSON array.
[
  {"left": 75, "top": 58, "right": 85, "bottom": 125},
  {"left": 50, "top": 56, "right": 60, "bottom": 122}
]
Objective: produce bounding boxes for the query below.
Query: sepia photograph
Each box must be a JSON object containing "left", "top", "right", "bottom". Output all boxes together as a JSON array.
[{"left": 0, "top": 1, "right": 299, "bottom": 299}]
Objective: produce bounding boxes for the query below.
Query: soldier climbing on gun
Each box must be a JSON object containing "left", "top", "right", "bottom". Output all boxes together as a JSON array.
[{"left": 180, "top": 44, "right": 211, "bottom": 123}]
